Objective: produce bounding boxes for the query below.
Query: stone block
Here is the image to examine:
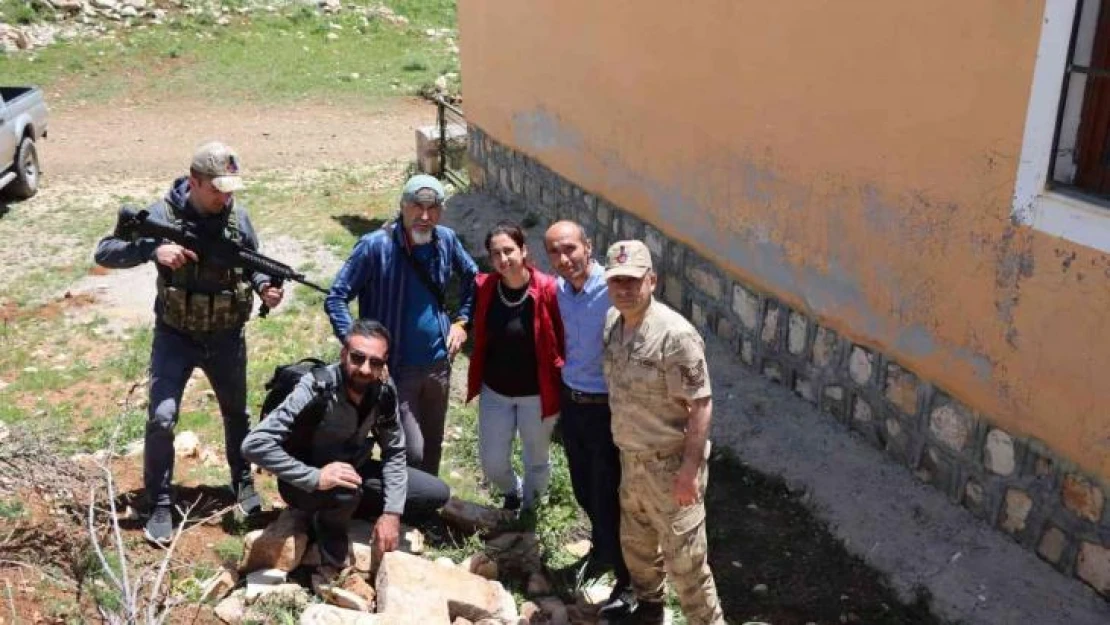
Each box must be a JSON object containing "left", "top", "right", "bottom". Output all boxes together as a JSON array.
[
  {"left": 740, "top": 338, "right": 754, "bottom": 366},
  {"left": 761, "top": 302, "right": 781, "bottom": 345},
  {"left": 510, "top": 167, "right": 523, "bottom": 194},
  {"left": 460, "top": 552, "right": 498, "bottom": 580},
  {"left": 214, "top": 590, "right": 246, "bottom": 624},
  {"left": 485, "top": 532, "right": 543, "bottom": 575},
  {"left": 524, "top": 174, "right": 540, "bottom": 205},
  {"left": 852, "top": 396, "right": 873, "bottom": 423},
  {"left": 300, "top": 604, "right": 389, "bottom": 624},
  {"left": 1062, "top": 473, "right": 1105, "bottom": 523},
  {"left": 984, "top": 429, "right": 1016, "bottom": 476},
  {"left": 245, "top": 569, "right": 288, "bottom": 601},
  {"left": 239, "top": 509, "right": 309, "bottom": 573},
  {"left": 883, "top": 363, "right": 919, "bottom": 416},
  {"left": 963, "top": 478, "right": 988, "bottom": 518},
  {"left": 596, "top": 199, "right": 611, "bottom": 228},
  {"left": 376, "top": 551, "right": 516, "bottom": 623},
  {"left": 928, "top": 401, "right": 973, "bottom": 453},
  {"left": 685, "top": 263, "right": 723, "bottom": 301},
  {"left": 199, "top": 567, "right": 238, "bottom": 602},
  {"left": 732, "top": 284, "right": 760, "bottom": 332},
  {"left": 644, "top": 226, "right": 668, "bottom": 265},
  {"left": 848, "top": 346, "right": 873, "bottom": 386},
  {"left": 787, "top": 311, "right": 808, "bottom": 356},
  {"left": 620, "top": 214, "right": 642, "bottom": 240},
  {"left": 174, "top": 430, "right": 200, "bottom": 458},
  {"left": 1038, "top": 526, "right": 1068, "bottom": 565},
  {"left": 916, "top": 447, "right": 956, "bottom": 494},
  {"left": 762, "top": 360, "right": 783, "bottom": 384},
  {"left": 811, "top": 325, "right": 838, "bottom": 369},
  {"left": 691, "top": 302, "right": 708, "bottom": 331},
  {"left": 823, "top": 385, "right": 846, "bottom": 421},
  {"left": 1000, "top": 489, "right": 1033, "bottom": 535},
  {"left": 416, "top": 123, "right": 467, "bottom": 176},
  {"left": 794, "top": 376, "right": 815, "bottom": 404},
  {"left": 662, "top": 274, "right": 685, "bottom": 313},
  {"left": 1077, "top": 542, "right": 1110, "bottom": 595},
  {"left": 466, "top": 158, "right": 485, "bottom": 189},
  {"left": 536, "top": 597, "right": 570, "bottom": 625},
  {"left": 716, "top": 316, "right": 737, "bottom": 344},
  {"left": 540, "top": 184, "right": 555, "bottom": 212}
]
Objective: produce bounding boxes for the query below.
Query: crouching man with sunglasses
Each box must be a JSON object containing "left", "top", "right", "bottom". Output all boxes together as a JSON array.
[{"left": 242, "top": 319, "right": 450, "bottom": 566}]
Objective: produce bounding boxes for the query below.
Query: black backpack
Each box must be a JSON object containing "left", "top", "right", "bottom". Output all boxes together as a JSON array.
[{"left": 259, "top": 358, "right": 335, "bottom": 462}]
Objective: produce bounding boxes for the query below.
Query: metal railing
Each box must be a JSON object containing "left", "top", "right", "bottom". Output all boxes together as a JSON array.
[{"left": 434, "top": 95, "right": 468, "bottom": 190}]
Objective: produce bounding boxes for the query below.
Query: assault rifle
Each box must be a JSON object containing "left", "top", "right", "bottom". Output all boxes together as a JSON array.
[{"left": 116, "top": 206, "right": 329, "bottom": 318}]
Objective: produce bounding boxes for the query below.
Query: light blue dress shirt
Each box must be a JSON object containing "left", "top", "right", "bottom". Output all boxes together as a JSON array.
[{"left": 556, "top": 262, "right": 610, "bottom": 394}]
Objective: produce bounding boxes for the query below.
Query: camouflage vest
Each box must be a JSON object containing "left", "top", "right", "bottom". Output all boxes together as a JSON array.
[{"left": 156, "top": 202, "right": 253, "bottom": 334}]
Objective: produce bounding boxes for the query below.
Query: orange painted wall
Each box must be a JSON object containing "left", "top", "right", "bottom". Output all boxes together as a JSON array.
[{"left": 459, "top": 0, "right": 1110, "bottom": 482}]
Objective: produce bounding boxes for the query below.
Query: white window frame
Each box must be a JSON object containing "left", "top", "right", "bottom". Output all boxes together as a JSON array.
[{"left": 1013, "top": 0, "right": 1110, "bottom": 252}]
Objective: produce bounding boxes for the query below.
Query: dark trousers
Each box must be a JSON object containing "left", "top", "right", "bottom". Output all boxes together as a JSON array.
[
  {"left": 277, "top": 459, "right": 451, "bottom": 531},
  {"left": 146, "top": 324, "right": 250, "bottom": 507},
  {"left": 395, "top": 360, "right": 452, "bottom": 476},
  {"left": 560, "top": 387, "right": 630, "bottom": 586}
]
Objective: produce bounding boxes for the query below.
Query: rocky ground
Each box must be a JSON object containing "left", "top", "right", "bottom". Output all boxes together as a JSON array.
[{"left": 0, "top": 0, "right": 440, "bottom": 54}]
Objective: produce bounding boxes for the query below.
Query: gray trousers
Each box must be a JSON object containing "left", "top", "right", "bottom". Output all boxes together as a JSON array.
[
  {"left": 394, "top": 359, "right": 451, "bottom": 476},
  {"left": 145, "top": 323, "right": 251, "bottom": 507}
]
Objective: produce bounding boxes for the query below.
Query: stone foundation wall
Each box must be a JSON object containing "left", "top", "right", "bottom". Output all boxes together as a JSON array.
[{"left": 465, "top": 124, "right": 1110, "bottom": 597}]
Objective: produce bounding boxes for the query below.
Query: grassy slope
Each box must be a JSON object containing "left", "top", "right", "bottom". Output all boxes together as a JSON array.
[{"left": 0, "top": 0, "right": 459, "bottom": 106}]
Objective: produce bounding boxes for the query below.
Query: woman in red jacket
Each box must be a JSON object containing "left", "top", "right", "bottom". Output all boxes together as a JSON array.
[{"left": 466, "top": 221, "right": 564, "bottom": 511}]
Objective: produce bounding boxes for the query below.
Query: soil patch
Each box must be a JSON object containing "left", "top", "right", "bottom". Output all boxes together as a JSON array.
[{"left": 706, "top": 450, "right": 944, "bottom": 624}]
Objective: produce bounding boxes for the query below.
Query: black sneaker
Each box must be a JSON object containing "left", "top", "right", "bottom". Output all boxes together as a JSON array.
[
  {"left": 311, "top": 513, "right": 350, "bottom": 567},
  {"left": 503, "top": 492, "right": 521, "bottom": 511},
  {"left": 235, "top": 479, "right": 263, "bottom": 517},
  {"left": 627, "top": 600, "right": 664, "bottom": 625},
  {"left": 143, "top": 505, "right": 173, "bottom": 545},
  {"left": 598, "top": 586, "right": 638, "bottom": 620}
]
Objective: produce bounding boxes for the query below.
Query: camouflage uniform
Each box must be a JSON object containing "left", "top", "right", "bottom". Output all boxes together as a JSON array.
[{"left": 604, "top": 298, "right": 724, "bottom": 625}]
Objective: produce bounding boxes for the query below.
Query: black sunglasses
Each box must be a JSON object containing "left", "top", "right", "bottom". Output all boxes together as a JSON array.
[{"left": 348, "top": 350, "right": 387, "bottom": 369}]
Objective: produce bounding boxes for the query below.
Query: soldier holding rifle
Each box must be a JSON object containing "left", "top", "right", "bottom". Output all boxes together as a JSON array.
[{"left": 94, "top": 141, "right": 284, "bottom": 544}]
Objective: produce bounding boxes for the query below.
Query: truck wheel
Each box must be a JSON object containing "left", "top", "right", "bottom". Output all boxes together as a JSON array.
[{"left": 6, "top": 137, "right": 39, "bottom": 200}]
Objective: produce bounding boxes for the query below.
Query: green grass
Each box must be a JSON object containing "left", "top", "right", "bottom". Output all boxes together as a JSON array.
[
  {"left": 0, "top": 0, "right": 459, "bottom": 106},
  {"left": 0, "top": 497, "right": 26, "bottom": 519},
  {"left": 213, "top": 537, "right": 244, "bottom": 565}
]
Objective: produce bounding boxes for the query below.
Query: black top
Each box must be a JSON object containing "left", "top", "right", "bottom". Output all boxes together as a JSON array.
[{"left": 483, "top": 281, "right": 539, "bottom": 397}]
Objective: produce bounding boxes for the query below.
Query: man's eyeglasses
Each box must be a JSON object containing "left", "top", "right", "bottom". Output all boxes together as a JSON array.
[{"left": 347, "top": 350, "right": 387, "bottom": 369}]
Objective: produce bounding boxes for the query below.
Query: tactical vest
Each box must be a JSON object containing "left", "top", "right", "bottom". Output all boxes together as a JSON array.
[{"left": 156, "top": 202, "right": 254, "bottom": 334}]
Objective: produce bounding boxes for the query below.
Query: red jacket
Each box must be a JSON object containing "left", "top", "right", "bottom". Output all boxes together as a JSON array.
[{"left": 466, "top": 269, "right": 565, "bottom": 418}]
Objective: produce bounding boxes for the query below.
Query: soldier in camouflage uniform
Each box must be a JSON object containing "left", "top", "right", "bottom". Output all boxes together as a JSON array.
[
  {"left": 602, "top": 240, "right": 724, "bottom": 625},
  {"left": 94, "top": 142, "right": 284, "bottom": 544}
]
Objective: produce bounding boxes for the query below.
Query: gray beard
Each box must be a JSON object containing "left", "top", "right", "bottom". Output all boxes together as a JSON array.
[{"left": 410, "top": 229, "right": 433, "bottom": 245}]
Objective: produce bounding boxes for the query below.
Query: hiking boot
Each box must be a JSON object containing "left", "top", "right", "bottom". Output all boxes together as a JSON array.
[
  {"left": 311, "top": 512, "right": 350, "bottom": 568},
  {"left": 598, "top": 585, "right": 638, "bottom": 620},
  {"left": 235, "top": 479, "right": 263, "bottom": 517},
  {"left": 143, "top": 505, "right": 174, "bottom": 545},
  {"left": 626, "top": 600, "right": 664, "bottom": 625}
]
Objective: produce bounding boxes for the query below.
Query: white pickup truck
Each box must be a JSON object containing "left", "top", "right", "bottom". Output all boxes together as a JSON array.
[{"left": 0, "top": 86, "right": 48, "bottom": 200}]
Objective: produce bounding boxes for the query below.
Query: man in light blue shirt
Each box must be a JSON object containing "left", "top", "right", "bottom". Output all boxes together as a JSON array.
[{"left": 545, "top": 220, "right": 634, "bottom": 619}]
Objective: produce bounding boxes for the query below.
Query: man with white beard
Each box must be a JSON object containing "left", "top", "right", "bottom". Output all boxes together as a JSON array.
[{"left": 326, "top": 175, "right": 478, "bottom": 476}]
